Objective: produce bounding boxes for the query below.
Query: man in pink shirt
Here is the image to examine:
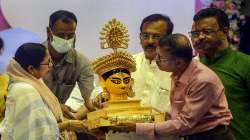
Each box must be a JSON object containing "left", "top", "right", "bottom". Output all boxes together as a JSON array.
[{"left": 134, "top": 33, "right": 235, "bottom": 140}]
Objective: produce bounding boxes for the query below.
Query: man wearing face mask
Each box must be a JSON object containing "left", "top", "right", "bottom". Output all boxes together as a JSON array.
[{"left": 43, "top": 10, "right": 95, "bottom": 120}]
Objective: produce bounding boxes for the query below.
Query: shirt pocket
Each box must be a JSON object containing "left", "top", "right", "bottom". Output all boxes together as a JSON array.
[{"left": 58, "top": 83, "right": 75, "bottom": 103}]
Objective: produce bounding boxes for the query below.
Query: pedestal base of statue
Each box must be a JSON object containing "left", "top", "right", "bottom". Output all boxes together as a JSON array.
[{"left": 86, "top": 100, "right": 165, "bottom": 129}]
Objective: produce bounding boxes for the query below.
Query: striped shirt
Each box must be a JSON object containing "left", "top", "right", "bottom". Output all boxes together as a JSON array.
[{"left": 0, "top": 82, "right": 59, "bottom": 140}]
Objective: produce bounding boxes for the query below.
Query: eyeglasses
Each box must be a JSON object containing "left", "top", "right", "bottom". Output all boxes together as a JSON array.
[
  {"left": 40, "top": 58, "right": 53, "bottom": 67},
  {"left": 141, "top": 33, "right": 162, "bottom": 41},
  {"left": 188, "top": 29, "right": 220, "bottom": 38},
  {"left": 155, "top": 55, "right": 169, "bottom": 62}
]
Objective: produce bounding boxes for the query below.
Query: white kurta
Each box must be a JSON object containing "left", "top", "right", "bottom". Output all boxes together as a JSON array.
[
  {"left": 131, "top": 52, "right": 172, "bottom": 112},
  {"left": 0, "top": 82, "right": 59, "bottom": 140}
]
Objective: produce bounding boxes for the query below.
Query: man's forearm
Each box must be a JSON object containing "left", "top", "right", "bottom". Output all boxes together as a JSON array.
[
  {"left": 75, "top": 105, "right": 88, "bottom": 120},
  {"left": 84, "top": 96, "right": 96, "bottom": 112},
  {"left": 74, "top": 96, "right": 96, "bottom": 120}
]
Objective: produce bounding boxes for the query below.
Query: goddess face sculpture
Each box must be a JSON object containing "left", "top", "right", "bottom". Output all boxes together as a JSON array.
[
  {"left": 99, "top": 68, "right": 134, "bottom": 100},
  {"left": 86, "top": 19, "right": 164, "bottom": 130},
  {"left": 92, "top": 18, "right": 136, "bottom": 101}
]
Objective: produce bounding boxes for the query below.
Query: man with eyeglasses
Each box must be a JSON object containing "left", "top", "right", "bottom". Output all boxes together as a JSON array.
[
  {"left": 131, "top": 33, "right": 234, "bottom": 140},
  {"left": 132, "top": 14, "right": 174, "bottom": 114},
  {"left": 131, "top": 14, "right": 179, "bottom": 140},
  {"left": 191, "top": 8, "right": 250, "bottom": 140},
  {"left": 43, "top": 10, "right": 95, "bottom": 121}
]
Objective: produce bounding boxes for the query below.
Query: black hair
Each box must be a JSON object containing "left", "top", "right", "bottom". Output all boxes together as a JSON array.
[
  {"left": 238, "top": 16, "right": 250, "bottom": 54},
  {"left": 193, "top": 8, "right": 229, "bottom": 29},
  {"left": 0, "top": 38, "right": 3, "bottom": 54},
  {"left": 159, "top": 33, "right": 193, "bottom": 62},
  {"left": 49, "top": 10, "right": 77, "bottom": 28},
  {"left": 14, "top": 43, "right": 47, "bottom": 71},
  {"left": 140, "top": 14, "right": 174, "bottom": 35},
  {"left": 102, "top": 68, "right": 130, "bottom": 81}
]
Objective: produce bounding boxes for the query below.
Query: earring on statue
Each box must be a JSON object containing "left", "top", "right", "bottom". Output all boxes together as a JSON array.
[
  {"left": 127, "top": 86, "right": 135, "bottom": 97},
  {"left": 127, "top": 78, "right": 135, "bottom": 97},
  {"left": 101, "top": 88, "right": 110, "bottom": 102}
]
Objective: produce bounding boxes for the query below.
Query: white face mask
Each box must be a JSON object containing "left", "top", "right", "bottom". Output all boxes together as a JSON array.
[{"left": 51, "top": 35, "right": 74, "bottom": 54}]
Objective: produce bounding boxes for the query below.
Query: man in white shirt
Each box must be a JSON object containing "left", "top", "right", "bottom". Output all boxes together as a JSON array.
[{"left": 132, "top": 14, "right": 173, "bottom": 113}]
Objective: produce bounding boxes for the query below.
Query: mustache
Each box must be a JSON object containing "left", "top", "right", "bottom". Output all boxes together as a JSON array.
[
  {"left": 194, "top": 40, "right": 220, "bottom": 50},
  {"left": 145, "top": 45, "right": 157, "bottom": 49},
  {"left": 193, "top": 40, "right": 207, "bottom": 49}
]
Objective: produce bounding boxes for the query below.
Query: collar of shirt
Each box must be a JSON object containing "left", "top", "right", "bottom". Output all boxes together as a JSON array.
[
  {"left": 62, "top": 48, "right": 74, "bottom": 64},
  {"left": 200, "top": 47, "right": 233, "bottom": 65},
  {"left": 143, "top": 54, "right": 158, "bottom": 70},
  {"left": 171, "top": 59, "right": 197, "bottom": 86},
  {"left": 44, "top": 41, "right": 74, "bottom": 64}
]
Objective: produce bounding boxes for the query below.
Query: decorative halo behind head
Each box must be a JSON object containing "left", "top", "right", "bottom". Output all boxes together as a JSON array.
[
  {"left": 99, "top": 18, "right": 129, "bottom": 51},
  {"left": 92, "top": 18, "right": 136, "bottom": 76}
]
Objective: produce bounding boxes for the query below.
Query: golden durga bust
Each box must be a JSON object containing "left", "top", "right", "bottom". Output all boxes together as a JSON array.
[{"left": 86, "top": 18, "right": 165, "bottom": 129}]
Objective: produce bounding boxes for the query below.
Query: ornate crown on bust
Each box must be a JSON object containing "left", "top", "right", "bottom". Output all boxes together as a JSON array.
[{"left": 92, "top": 18, "right": 136, "bottom": 75}]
